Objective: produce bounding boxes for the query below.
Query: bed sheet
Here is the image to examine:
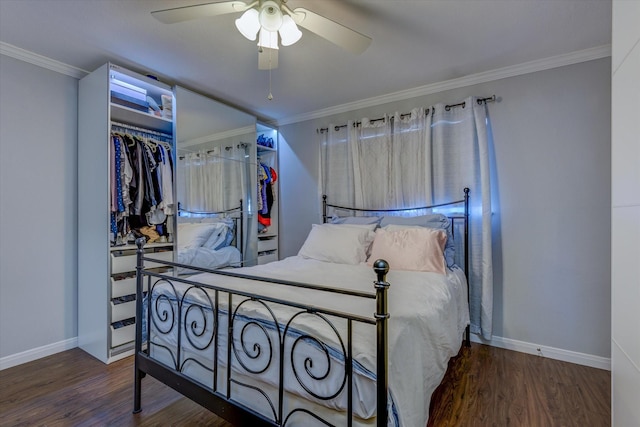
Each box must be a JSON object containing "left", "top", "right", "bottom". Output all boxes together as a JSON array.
[
  {"left": 145, "top": 256, "right": 468, "bottom": 426},
  {"left": 176, "top": 245, "right": 241, "bottom": 274}
]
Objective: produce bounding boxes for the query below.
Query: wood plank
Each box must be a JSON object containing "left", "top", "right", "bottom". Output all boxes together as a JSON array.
[
  {"left": 0, "top": 344, "right": 610, "bottom": 426},
  {"left": 428, "top": 344, "right": 611, "bottom": 426}
]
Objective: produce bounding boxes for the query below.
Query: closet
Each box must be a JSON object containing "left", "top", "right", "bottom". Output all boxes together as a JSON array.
[
  {"left": 77, "top": 66, "right": 276, "bottom": 363},
  {"left": 256, "top": 123, "right": 279, "bottom": 264},
  {"left": 78, "top": 63, "right": 175, "bottom": 363}
]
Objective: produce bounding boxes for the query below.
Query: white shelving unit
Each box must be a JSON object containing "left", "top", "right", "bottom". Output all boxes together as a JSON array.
[
  {"left": 78, "top": 63, "right": 175, "bottom": 363},
  {"left": 256, "top": 124, "right": 279, "bottom": 265}
]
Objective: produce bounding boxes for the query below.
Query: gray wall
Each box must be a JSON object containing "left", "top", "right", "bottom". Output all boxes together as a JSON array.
[
  {"left": 0, "top": 53, "right": 611, "bottom": 365},
  {"left": 278, "top": 58, "right": 612, "bottom": 359},
  {"left": 0, "top": 55, "right": 78, "bottom": 358}
]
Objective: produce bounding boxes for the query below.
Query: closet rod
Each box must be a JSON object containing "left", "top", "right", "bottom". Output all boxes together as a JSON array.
[
  {"left": 111, "top": 121, "right": 172, "bottom": 140},
  {"left": 317, "top": 95, "right": 496, "bottom": 133}
]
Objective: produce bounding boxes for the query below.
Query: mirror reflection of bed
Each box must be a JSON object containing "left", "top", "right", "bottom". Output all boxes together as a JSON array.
[
  {"left": 174, "top": 86, "right": 257, "bottom": 274},
  {"left": 175, "top": 204, "right": 244, "bottom": 275}
]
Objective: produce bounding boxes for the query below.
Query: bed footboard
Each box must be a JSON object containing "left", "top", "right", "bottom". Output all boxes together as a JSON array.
[{"left": 133, "top": 238, "right": 390, "bottom": 427}]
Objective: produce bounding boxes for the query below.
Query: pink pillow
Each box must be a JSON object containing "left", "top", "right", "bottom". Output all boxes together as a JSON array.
[{"left": 367, "top": 227, "right": 447, "bottom": 274}]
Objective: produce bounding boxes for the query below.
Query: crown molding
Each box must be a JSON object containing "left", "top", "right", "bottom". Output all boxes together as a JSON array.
[
  {"left": 0, "top": 41, "right": 611, "bottom": 126},
  {"left": 276, "top": 44, "right": 612, "bottom": 126},
  {"left": 0, "top": 42, "right": 88, "bottom": 79}
]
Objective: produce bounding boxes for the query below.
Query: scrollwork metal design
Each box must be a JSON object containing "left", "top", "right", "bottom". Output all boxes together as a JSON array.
[
  {"left": 231, "top": 298, "right": 281, "bottom": 375},
  {"left": 181, "top": 286, "right": 216, "bottom": 351},
  {"left": 282, "top": 408, "right": 333, "bottom": 427},
  {"left": 284, "top": 311, "right": 347, "bottom": 401},
  {"left": 150, "top": 279, "right": 179, "bottom": 336},
  {"left": 228, "top": 378, "right": 279, "bottom": 422},
  {"left": 180, "top": 356, "right": 215, "bottom": 374}
]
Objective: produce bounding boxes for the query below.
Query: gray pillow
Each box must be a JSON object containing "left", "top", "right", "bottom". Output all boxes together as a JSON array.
[{"left": 330, "top": 215, "right": 382, "bottom": 226}]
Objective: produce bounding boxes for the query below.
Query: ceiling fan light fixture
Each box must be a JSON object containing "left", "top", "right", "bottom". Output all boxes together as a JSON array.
[
  {"left": 235, "top": 7, "right": 261, "bottom": 40},
  {"left": 258, "top": 27, "right": 279, "bottom": 50},
  {"left": 279, "top": 14, "right": 302, "bottom": 46},
  {"left": 258, "top": 1, "right": 283, "bottom": 32}
]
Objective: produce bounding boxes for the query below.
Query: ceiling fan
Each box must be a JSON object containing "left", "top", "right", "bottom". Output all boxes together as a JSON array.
[{"left": 151, "top": 0, "right": 372, "bottom": 70}]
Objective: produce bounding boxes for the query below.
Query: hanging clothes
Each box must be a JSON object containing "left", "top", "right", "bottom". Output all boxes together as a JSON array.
[
  {"left": 109, "top": 124, "right": 174, "bottom": 245},
  {"left": 158, "top": 145, "right": 174, "bottom": 215},
  {"left": 258, "top": 163, "right": 277, "bottom": 228},
  {"left": 257, "top": 162, "right": 267, "bottom": 213}
]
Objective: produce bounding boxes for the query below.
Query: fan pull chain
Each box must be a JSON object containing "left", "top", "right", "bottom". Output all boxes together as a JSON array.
[{"left": 267, "top": 48, "right": 273, "bottom": 101}]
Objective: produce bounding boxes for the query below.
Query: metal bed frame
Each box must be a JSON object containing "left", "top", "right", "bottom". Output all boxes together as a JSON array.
[{"left": 132, "top": 189, "right": 470, "bottom": 426}]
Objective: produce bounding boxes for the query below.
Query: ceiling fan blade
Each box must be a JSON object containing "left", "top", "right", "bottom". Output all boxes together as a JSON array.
[
  {"left": 151, "top": 1, "right": 249, "bottom": 24},
  {"left": 290, "top": 7, "right": 371, "bottom": 54},
  {"left": 258, "top": 48, "right": 279, "bottom": 70}
]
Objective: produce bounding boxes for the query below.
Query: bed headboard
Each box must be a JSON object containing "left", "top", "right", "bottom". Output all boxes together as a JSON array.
[
  {"left": 322, "top": 188, "right": 471, "bottom": 345},
  {"left": 177, "top": 200, "right": 244, "bottom": 258},
  {"left": 322, "top": 189, "right": 468, "bottom": 263}
]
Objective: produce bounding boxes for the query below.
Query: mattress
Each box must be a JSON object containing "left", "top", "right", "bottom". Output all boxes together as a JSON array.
[{"left": 144, "top": 256, "right": 469, "bottom": 426}]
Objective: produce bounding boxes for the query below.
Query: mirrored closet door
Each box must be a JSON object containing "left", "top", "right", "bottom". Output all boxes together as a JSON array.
[{"left": 174, "top": 86, "right": 258, "bottom": 268}]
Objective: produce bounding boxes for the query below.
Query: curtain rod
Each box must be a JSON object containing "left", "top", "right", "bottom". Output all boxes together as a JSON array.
[
  {"left": 178, "top": 142, "right": 249, "bottom": 159},
  {"left": 317, "top": 95, "right": 496, "bottom": 134}
]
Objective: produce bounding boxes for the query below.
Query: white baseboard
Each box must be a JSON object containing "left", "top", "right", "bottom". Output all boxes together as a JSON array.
[
  {"left": 472, "top": 334, "right": 611, "bottom": 371},
  {"left": 0, "top": 334, "right": 611, "bottom": 372},
  {"left": 0, "top": 337, "right": 78, "bottom": 371}
]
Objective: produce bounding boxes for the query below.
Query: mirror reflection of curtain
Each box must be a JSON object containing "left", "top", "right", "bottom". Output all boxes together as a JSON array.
[
  {"left": 320, "top": 96, "right": 494, "bottom": 339},
  {"left": 178, "top": 145, "right": 245, "bottom": 212}
]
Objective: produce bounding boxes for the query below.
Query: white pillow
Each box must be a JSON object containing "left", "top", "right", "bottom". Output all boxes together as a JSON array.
[
  {"left": 177, "top": 223, "right": 218, "bottom": 249},
  {"left": 367, "top": 226, "right": 447, "bottom": 274},
  {"left": 202, "top": 222, "right": 232, "bottom": 250},
  {"left": 298, "top": 223, "right": 376, "bottom": 265}
]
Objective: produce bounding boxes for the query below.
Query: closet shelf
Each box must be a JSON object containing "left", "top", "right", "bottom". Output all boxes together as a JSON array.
[
  {"left": 109, "top": 241, "right": 173, "bottom": 252},
  {"left": 258, "top": 233, "right": 277, "bottom": 238},
  {"left": 110, "top": 103, "right": 173, "bottom": 134}
]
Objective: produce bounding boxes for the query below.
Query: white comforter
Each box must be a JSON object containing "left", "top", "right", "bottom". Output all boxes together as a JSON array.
[
  {"left": 147, "top": 256, "right": 468, "bottom": 426},
  {"left": 176, "top": 245, "right": 241, "bottom": 274}
]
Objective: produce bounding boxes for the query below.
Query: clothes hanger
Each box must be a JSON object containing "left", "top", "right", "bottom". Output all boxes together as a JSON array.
[
  {"left": 124, "top": 134, "right": 136, "bottom": 148},
  {"left": 144, "top": 138, "right": 158, "bottom": 152}
]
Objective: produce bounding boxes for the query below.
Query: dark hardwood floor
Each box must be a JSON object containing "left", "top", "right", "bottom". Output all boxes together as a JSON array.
[
  {"left": 0, "top": 344, "right": 610, "bottom": 426},
  {"left": 427, "top": 345, "right": 610, "bottom": 427}
]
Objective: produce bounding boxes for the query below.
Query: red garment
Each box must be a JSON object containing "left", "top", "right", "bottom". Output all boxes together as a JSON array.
[
  {"left": 259, "top": 166, "right": 278, "bottom": 227},
  {"left": 258, "top": 214, "right": 271, "bottom": 226}
]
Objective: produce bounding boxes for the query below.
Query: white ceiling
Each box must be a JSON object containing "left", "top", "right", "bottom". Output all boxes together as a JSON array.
[{"left": 0, "top": 0, "right": 612, "bottom": 122}]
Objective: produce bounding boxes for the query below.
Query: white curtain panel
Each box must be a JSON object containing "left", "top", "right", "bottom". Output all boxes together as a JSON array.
[
  {"left": 321, "top": 97, "right": 493, "bottom": 338},
  {"left": 429, "top": 98, "right": 493, "bottom": 339},
  {"left": 320, "top": 123, "right": 355, "bottom": 208},
  {"left": 178, "top": 146, "right": 245, "bottom": 213},
  {"left": 351, "top": 115, "right": 391, "bottom": 208}
]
